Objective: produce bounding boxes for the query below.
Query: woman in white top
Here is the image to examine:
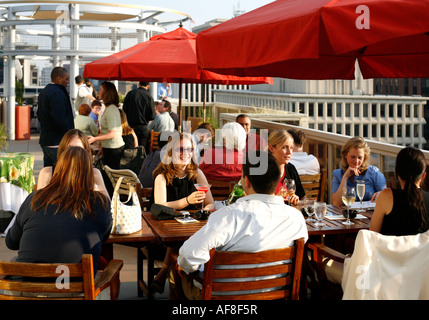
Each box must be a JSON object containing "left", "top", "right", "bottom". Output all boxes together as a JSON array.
[
  {"left": 88, "top": 81, "right": 124, "bottom": 169},
  {"left": 37, "top": 129, "right": 109, "bottom": 199}
]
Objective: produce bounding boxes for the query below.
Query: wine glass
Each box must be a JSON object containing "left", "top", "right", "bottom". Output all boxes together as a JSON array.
[
  {"left": 356, "top": 180, "right": 366, "bottom": 212},
  {"left": 194, "top": 183, "right": 211, "bottom": 213},
  {"left": 314, "top": 201, "right": 326, "bottom": 227},
  {"left": 342, "top": 186, "right": 356, "bottom": 225},
  {"left": 282, "top": 179, "right": 296, "bottom": 204},
  {"left": 304, "top": 198, "right": 316, "bottom": 222}
]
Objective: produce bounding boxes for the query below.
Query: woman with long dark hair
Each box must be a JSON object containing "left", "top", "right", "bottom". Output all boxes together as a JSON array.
[
  {"left": 6, "top": 147, "right": 112, "bottom": 271},
  {"left": 370, "top": 146, "right": 429, "bottom": 235}
]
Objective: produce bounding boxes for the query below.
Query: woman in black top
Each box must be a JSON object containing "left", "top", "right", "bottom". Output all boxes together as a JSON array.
[
  {"left": 6, "top": 147, "right": 111, "bottom": 272},
  {"left": 268, "top": 129, "right": 306, "bottom": 205},
  {"left": 370, "top": 146, "right": 429, "bottom": 235}
]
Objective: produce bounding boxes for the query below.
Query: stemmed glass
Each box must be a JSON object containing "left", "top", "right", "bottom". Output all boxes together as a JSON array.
[
  {"left": 356, "top": 180, "right": 366, "bottom": 212},
  {"left": 281, "top": 179, "right": 296, "bottom": 204},
  {"left": 314, "top": 202, "right": 326, "bottom": 227},
  {"left": 342, "top": 186, "right": 356, "bottom": 225},
  {"left": 194, "top": 183, "right": 211, "bottom": 213},
  {"left": 304, "top": 198, "right": 316, "bottom": 222}
]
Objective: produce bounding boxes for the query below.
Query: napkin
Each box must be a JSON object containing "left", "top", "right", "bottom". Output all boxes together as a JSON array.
[
  {"left": 325, "top": 213, "right": 367, "bottom": 220},
  {"left": 350, "top": 201, "right": 376, "bottom": 210}
]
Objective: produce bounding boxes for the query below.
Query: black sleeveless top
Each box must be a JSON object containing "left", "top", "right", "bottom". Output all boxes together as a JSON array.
[
  {"left": 380, "top": 189, "right": 429, "bottom": 236},
  {"left": 149, "top": 175, "right": 199, "bottom": 211}
]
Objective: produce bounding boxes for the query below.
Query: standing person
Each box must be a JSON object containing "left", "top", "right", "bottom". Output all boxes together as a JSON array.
[
  {"left": 148, "top": 99, "right": 175, "bottom": 133},
  {"left": 123, "top": 81, "right": 156, "bottom": 150},
  {"left": 268, "top": 129, "right": 306, "bottom": 205},
  {"left": 37, "top": 66, "right": 74, "bottom": 167},
  {"left": 87, "top": 81, "right": 124, "bottom": 170},
  {"left": 174, "top": 151, "right": 308, "bottom": 300},
  {"left": 158, "top": 82, "right": 172, "bottom": 99},
  {"left": 287, "top": 128, "right": 320, "bottom": 175},
  {"left": 370, "top": 146, "right": 429, "bottom": 236},
  {"left": 6, "top": 147, "right": 112, "bottom": 272},
  {"left": 74, "top": 75, "right": 95, "bottom": 113},
  {"left": 331, "top": 136, "right": 386, "bottom": 207}
]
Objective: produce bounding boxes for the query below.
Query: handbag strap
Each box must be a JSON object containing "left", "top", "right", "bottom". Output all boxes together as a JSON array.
[{"left": 113, "top": 176, "right": 137, "bottom": 201}]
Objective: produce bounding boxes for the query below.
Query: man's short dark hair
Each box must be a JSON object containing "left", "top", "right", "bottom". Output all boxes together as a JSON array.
[
  {"left": 51, "top": 67, "right": 68, "bottom": 82},
  {"left": 162, "top": 99, "right": 172, "bottom": 112},
  {"left": 242, "top": 151, "right": 280, "bottom": 194},
  {"left": 236, "top": 114, "right": 249, "bottom": 122},
  {"left": 139, "top": 81, "right": 150, "bottom": 87},
  {"left": 75, "top": 75, "right": 83, "bottom": 84},
  {"left": 287, "top": 129, "right": 306, "bottom": 148}
]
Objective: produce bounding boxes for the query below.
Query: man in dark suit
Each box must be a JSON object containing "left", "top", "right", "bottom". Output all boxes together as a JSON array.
[
  {"left": 123, "top": 81, "right": 156, "bottom": 151},
  {"left": 37, "top": 67, "right": 74, "bottom": 167}
]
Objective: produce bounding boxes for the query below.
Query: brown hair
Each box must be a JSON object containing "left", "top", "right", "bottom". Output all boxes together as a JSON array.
[
  {"left": 340, "top": 136, "right": 370, "bottom": 172},
  {"left": 78, "top": 103, "right": 91, "bottom": 116},
  {"left": 31, "top": 147, "right": 108, "bottom": 219},
  {"left": 119, "top": 109, "right": 134, "bottom": 136},
  {"left": 152, "top": 132, "right": 198, "bottom": 185},
  {"left": 57, "top": 129, "right": 91, "bottom": 159},
  {"left": 100, "top": 81, "right": 119, "bottom": 108}
]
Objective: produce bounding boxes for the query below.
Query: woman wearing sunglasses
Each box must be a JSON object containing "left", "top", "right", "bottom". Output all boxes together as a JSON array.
[
  {"left": 151, "top": 132, "right": 215, "bottom": 211},
  {"left": 149, "top": 132, "right": 214, "bottom": 295}
]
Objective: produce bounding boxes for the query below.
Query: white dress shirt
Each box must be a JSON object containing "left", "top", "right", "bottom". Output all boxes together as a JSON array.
[
  {"left": 289, "top": 152, "right": 320, "bottom": 175},
  {"left": 178, "top": 193, "right": 309, "bottom": 274}
]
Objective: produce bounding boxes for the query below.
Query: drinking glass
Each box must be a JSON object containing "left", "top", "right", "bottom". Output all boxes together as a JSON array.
[
  {"left": 314, "top": 201, "right": 326, "bottom": 227},
  {"left": 282, "top": 179, "right": 296, "bottom": 204},
  {"left": 194, "top": 183, "right": 211, "bottom": 212},
  {"left": 356, "top": 180, "right": 366, "bottom": 212},
  {"left": 304, "top": 198, "right": 316, "bottom": 222},
  {"left": 342, "top": 186, "right": 356, "bottom": 225}
]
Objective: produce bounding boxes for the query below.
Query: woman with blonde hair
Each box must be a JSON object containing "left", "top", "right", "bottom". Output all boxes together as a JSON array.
[
  {"left": 119, "top": 109, "right": 138, "bottom": 149},
  {"left": 267, "top": 129, "right": 305, "bottom": 205},
  {"left": 37, "top": 129, "right": 109, "bottom": 198},
  {"left": 331, "top": 136, "right": 386, "bottom": 207},
  {"left": 150, "top": 132, "right": 214, "bottom": 294},
  {"left": 6, "top": 147, "right": 112, "bottom": 272}
]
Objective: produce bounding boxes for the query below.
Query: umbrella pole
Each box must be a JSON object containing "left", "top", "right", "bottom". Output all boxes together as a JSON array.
[
  {"left": 202, "top": 84, "right": 206, "bottom": 122},
  {"left": 178, "top": 79, "right": 182, "bottom": 133}
]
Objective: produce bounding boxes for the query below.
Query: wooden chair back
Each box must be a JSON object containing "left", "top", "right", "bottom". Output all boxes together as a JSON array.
[
  {"left": 199, "top": 238, "right": 305, "bottom": 300},
  {"left": 300, "top": 167, "right": 327, "bottom": 201},
  {"left": 0, "top": 254, "right": 123, "bottom": 300},
  {"left": 207, "top": 179, "right": 236, "bottom": 201},
  {"left": 149, "top": 130, "right": 161, "bottom": 153},
  {"left": 104, "top": 165, "right": 141, "bottom": 197},
  {"left": 136, "top": 183, "right": 153, "bottom": 211}
]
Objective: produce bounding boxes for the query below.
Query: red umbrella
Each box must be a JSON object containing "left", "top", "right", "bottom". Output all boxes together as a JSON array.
[
  {"left": 83, "top": 27, "right": 273, "bottom": 128},
  {"left": 196, "top": 0, "right": 429, "bottom": 80}
]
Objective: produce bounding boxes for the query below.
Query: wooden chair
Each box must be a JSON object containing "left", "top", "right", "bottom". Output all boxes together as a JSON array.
[
  {"left": 135, "top": 183, "right": 153, "bottom": 212},
  {"left": 207, "top": 179, "right": 236, "bottom": 201},
  {"left": 149, "top": 130, "right": 161, "bottom": 153},
  {"left": 0, "top": 254, "right": 123, "bottom": 300},
  {"left": 300, "top": 167, "right": 327, "bottom": 201},
  {"left": 193, "top": 238, "right": 305, "bottom": 300}
]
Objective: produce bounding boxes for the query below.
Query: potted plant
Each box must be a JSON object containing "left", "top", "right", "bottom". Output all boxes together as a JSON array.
[{"left": 0, "top": 122, "right": 8, "bottom": 154}]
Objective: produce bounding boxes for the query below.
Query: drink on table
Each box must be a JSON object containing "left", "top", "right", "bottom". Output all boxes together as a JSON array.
[
  {"left": 342, "top": 186, "right": 356, "bottom": 225},
  {"left": 314, "top": 201, "right": 326, "bottom": 226},
  {"left": 356, "top": 180, "right": 366, "bottom": 212}
]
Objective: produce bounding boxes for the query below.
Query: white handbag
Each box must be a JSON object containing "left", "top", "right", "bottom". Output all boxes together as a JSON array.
[{"left": 111, "top": 176, "right": 142, "bottom": 234}]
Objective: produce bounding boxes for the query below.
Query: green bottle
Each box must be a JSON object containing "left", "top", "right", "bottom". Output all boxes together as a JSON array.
[{"left": 227, "top": 181, "right": 244, "bottom": 205}]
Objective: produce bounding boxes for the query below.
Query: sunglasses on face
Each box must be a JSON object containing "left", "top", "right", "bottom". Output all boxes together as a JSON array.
[{"left": 175, "top": 147, "right": 194, "bottom": 154}]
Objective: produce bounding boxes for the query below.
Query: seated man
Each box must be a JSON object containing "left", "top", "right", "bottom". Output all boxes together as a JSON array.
[
  {"left": 172, "top": 151, "right": 308, "bottom": 299},
  {"left": 288, "top": 128, "right": 320, "bottom": 175},
  {"left": 148, "top": 99, "right": 175, "bottom": 132}
]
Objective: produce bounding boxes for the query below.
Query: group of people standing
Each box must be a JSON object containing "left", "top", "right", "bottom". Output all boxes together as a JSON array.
[{"left": 4, "top": 66, "right": 429, "bottom": 300}]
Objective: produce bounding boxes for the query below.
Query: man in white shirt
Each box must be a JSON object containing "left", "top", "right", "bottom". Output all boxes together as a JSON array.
[
  {"left": 173, "top": 151, "right": 308, "bottom": 299},
  {"left": 74, "top": 75, "right": 95, "bottom": 113},
  {"left": 288, "top": 128, "right": 320, "bottom": 175}
]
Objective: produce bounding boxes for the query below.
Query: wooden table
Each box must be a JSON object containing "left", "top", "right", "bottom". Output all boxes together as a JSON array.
[{"left": 102, "top": 218, "right": 156, "bottom": 298}]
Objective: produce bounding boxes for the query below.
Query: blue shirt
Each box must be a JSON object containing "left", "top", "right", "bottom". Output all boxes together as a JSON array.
[{"left": 332, "top": 165, "right": 386, "bottom": 201}]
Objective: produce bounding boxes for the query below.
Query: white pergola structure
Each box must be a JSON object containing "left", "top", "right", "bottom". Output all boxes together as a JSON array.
[{"left": 0, "top": 0, "right": 190, "bottom": 140}]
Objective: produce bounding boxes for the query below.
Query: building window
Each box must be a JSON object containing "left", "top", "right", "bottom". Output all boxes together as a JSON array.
[
  {"left": 363, "top": 104, "right": 368, "bottom": 117},
  {"left": 309, "top": 103, "right": 314, "bottom": 117},
  {"left": 380, "top": 125, "right": 385, "bottom": 138},
  {"left": 354, "top": 124, "right": 360, "bottom": 136},
  {"left": 372, "top": 124, "right": 377, "bottom": 138},
  {"left": 345, "top": 124, "right": 351, "bottom": 136},
  {"left": 363, "top": 125, "right": 368, "bottom": 137},
  {"left": 389, "top": 124, "right": 394, "bottom": 137},
  {"left": 389, "top": 104, "right": 394, "bottom": 118},
  {"left": 346, "top": 103, "right": 351, "bottom": 117}
]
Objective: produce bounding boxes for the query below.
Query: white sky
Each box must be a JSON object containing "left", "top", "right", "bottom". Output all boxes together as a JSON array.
[{"left": 95, "top": 0, "right": 275, "bottom": 29}]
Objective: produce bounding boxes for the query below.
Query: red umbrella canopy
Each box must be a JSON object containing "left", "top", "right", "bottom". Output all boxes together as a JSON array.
[
  {"left": 83, "top": 27, "right": 272, "bottom": 85},
  {"left": 196, "top": 0, "right": 429, "bottom": 80}
]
